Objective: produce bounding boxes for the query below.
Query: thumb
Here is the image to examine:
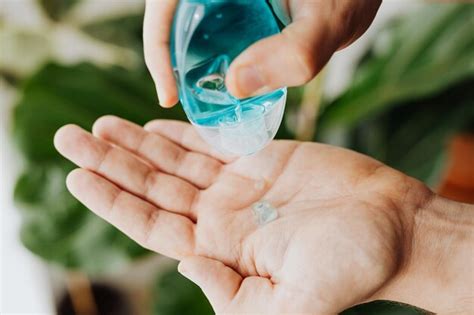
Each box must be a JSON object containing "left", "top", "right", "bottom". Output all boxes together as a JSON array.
[
  {"left": 178, "top": 256, "right": 242, "bottom": 311},
  {"left": 226, "top": 19, "right": 338, "bottom": 98},
  {"left": 225, "top": 0, "right": 383, "bottom": 98}
]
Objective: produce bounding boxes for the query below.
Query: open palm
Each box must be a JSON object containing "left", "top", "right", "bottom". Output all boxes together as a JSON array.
[{"left": 55, "top": 116, "right": 432, "bottom": 314}]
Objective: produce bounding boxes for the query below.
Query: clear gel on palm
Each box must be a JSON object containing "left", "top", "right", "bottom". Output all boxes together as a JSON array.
[{"left": 171, "top": 0, "right": 287, "bottom": 156}]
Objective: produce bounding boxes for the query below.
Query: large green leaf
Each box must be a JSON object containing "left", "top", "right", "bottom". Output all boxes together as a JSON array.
[
  {"left": 152, "top": 266, "right": 213, "bottom": 315},
  {"left": 319, "top": 3, "right": 474, "bottom": 132},
  {"left": 348, "top": 78, "right": 474, "bottom": 185},
  {"left": 14, "top": 163, "right": 146, "bottom": 273},
  {"left": 12, "top": 62, "right": 186, "bottom": 274}
]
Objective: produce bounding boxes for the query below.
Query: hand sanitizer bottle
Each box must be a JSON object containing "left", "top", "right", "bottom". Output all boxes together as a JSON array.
[{"left": 171, "top": 0, "right": 287, "bottom": 156}]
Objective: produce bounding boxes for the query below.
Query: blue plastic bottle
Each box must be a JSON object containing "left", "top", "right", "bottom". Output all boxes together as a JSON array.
[{"left": 171, "top": 0, "right": 287, "bottom": 156}]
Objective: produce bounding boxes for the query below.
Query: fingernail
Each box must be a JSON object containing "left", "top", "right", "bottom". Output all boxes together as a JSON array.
[{"left": 235, "top": 65, "right": 265, "bottom": 97}]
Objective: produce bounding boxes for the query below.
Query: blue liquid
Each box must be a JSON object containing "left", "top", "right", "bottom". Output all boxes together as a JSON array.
[{"left": 171, "top": 0, "right": 287, "bottom": 155}]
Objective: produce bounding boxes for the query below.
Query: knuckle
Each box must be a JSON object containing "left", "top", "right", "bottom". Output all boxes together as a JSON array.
[
  {"left": 142, "top": 169, "right": 157, "bottom": 198},
  {"left": 107, "top": 189, "right": 124, "bottom": 218},
  {"left": 292, "top": 42, "right": 318, "bottom": 83},
  {"left": 96, "top": 144, "right": 113, "bottom": 172},
  {"left": 142, "top": 210, "right": 159, "bottom": 248}
]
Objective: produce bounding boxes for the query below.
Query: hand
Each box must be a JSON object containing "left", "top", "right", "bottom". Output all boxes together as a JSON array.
[
  {"left": 54, "top": 116, "right": 473, "bottom": 314},
  {"left": 143, "top": 0, "right": 381, "bottom": 107}
]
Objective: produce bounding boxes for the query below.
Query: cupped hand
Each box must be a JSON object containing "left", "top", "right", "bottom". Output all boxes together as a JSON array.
[
  {"left": 54, "top": 116, "right": 432, "bottom": 314},
  {"left": 143, "top": 0, "right": 381, "bottom": 107}
]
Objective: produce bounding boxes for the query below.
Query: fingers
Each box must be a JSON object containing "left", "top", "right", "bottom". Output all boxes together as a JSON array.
[
  {"left": 92, "top": 116, "right": 222, "bottom": 189},
  {"left": 143, "top": 0, "right": 179, "bottom": 107},
  {"left": 178, "top": 256, "right": 242, "bottom": 311},
  {"left": 54, "top": 124, "right": 199, "bottom": 220},
  {"left": 144, "top": 119, "right": 236, "bottom": 163},
  {"left": 226, "top": 17, "right": 337, "bottom": 98},
  {"left": 66, "top": 169, "right": 195, "bottom": 259}
]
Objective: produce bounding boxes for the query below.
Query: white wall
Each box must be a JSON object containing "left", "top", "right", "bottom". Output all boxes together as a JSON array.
[{"left": 1, "top": 79, "right": 54, "bottom": 314}]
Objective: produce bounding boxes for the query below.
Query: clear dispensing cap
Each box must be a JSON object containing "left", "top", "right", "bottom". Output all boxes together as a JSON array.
[{"left": 193, "top": 89, "right": 286, "bottom": 156}]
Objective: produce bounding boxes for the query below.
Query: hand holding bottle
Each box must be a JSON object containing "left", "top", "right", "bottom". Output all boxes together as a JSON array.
[{"left": 143, "top": 0, "right": 382, "bottom": 107}]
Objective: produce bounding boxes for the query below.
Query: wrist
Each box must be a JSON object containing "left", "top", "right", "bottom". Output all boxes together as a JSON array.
[{"left": 378, "top": 194, "right": 474, "bottom": 314}]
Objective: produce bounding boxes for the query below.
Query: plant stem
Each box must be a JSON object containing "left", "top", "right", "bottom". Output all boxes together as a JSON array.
[
  {"left": 294, "top": 70, "right": 325, "bottom": 141},
  {"left": 65, "top": 272, "right": 98, "bottom": 315}
]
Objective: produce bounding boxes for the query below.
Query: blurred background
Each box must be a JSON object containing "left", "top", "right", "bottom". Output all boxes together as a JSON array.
[{"left": 1, "top": 0, "right": 473, "bottom": 314}]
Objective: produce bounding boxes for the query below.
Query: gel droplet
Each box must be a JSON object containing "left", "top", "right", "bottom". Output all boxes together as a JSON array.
[{"left": 252, "top": 200, "right": 278, "bottom": 226}]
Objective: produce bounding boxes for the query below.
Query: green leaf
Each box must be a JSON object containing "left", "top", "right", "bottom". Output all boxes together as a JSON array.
[
  {"left": 341, "top": 300, "right": 432, "bottom": 315},
  {"left": 12, "top": 62, "right": 187, "bottom": 273},
  {"left": 14, "top": 163, "right": 143, "bottom": 273},
  {"left": 319, "top": 3, "right": 474, "bottom": 132},
  {"left": 38, "top": 0, "right": 80, "bottom": 21},
  {"left": 81, "top": 14, "right": 144, "bottom": 51},
  {"left": 152, "top": 266, "right": 213, "bottom": 315},
  {"left": 346, "top": 78, "right": 474, "bottom": 185}
]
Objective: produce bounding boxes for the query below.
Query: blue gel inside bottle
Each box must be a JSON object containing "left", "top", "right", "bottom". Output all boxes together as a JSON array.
[{"left": 171, "top": 0, "right": 287, "bottom": 156}]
